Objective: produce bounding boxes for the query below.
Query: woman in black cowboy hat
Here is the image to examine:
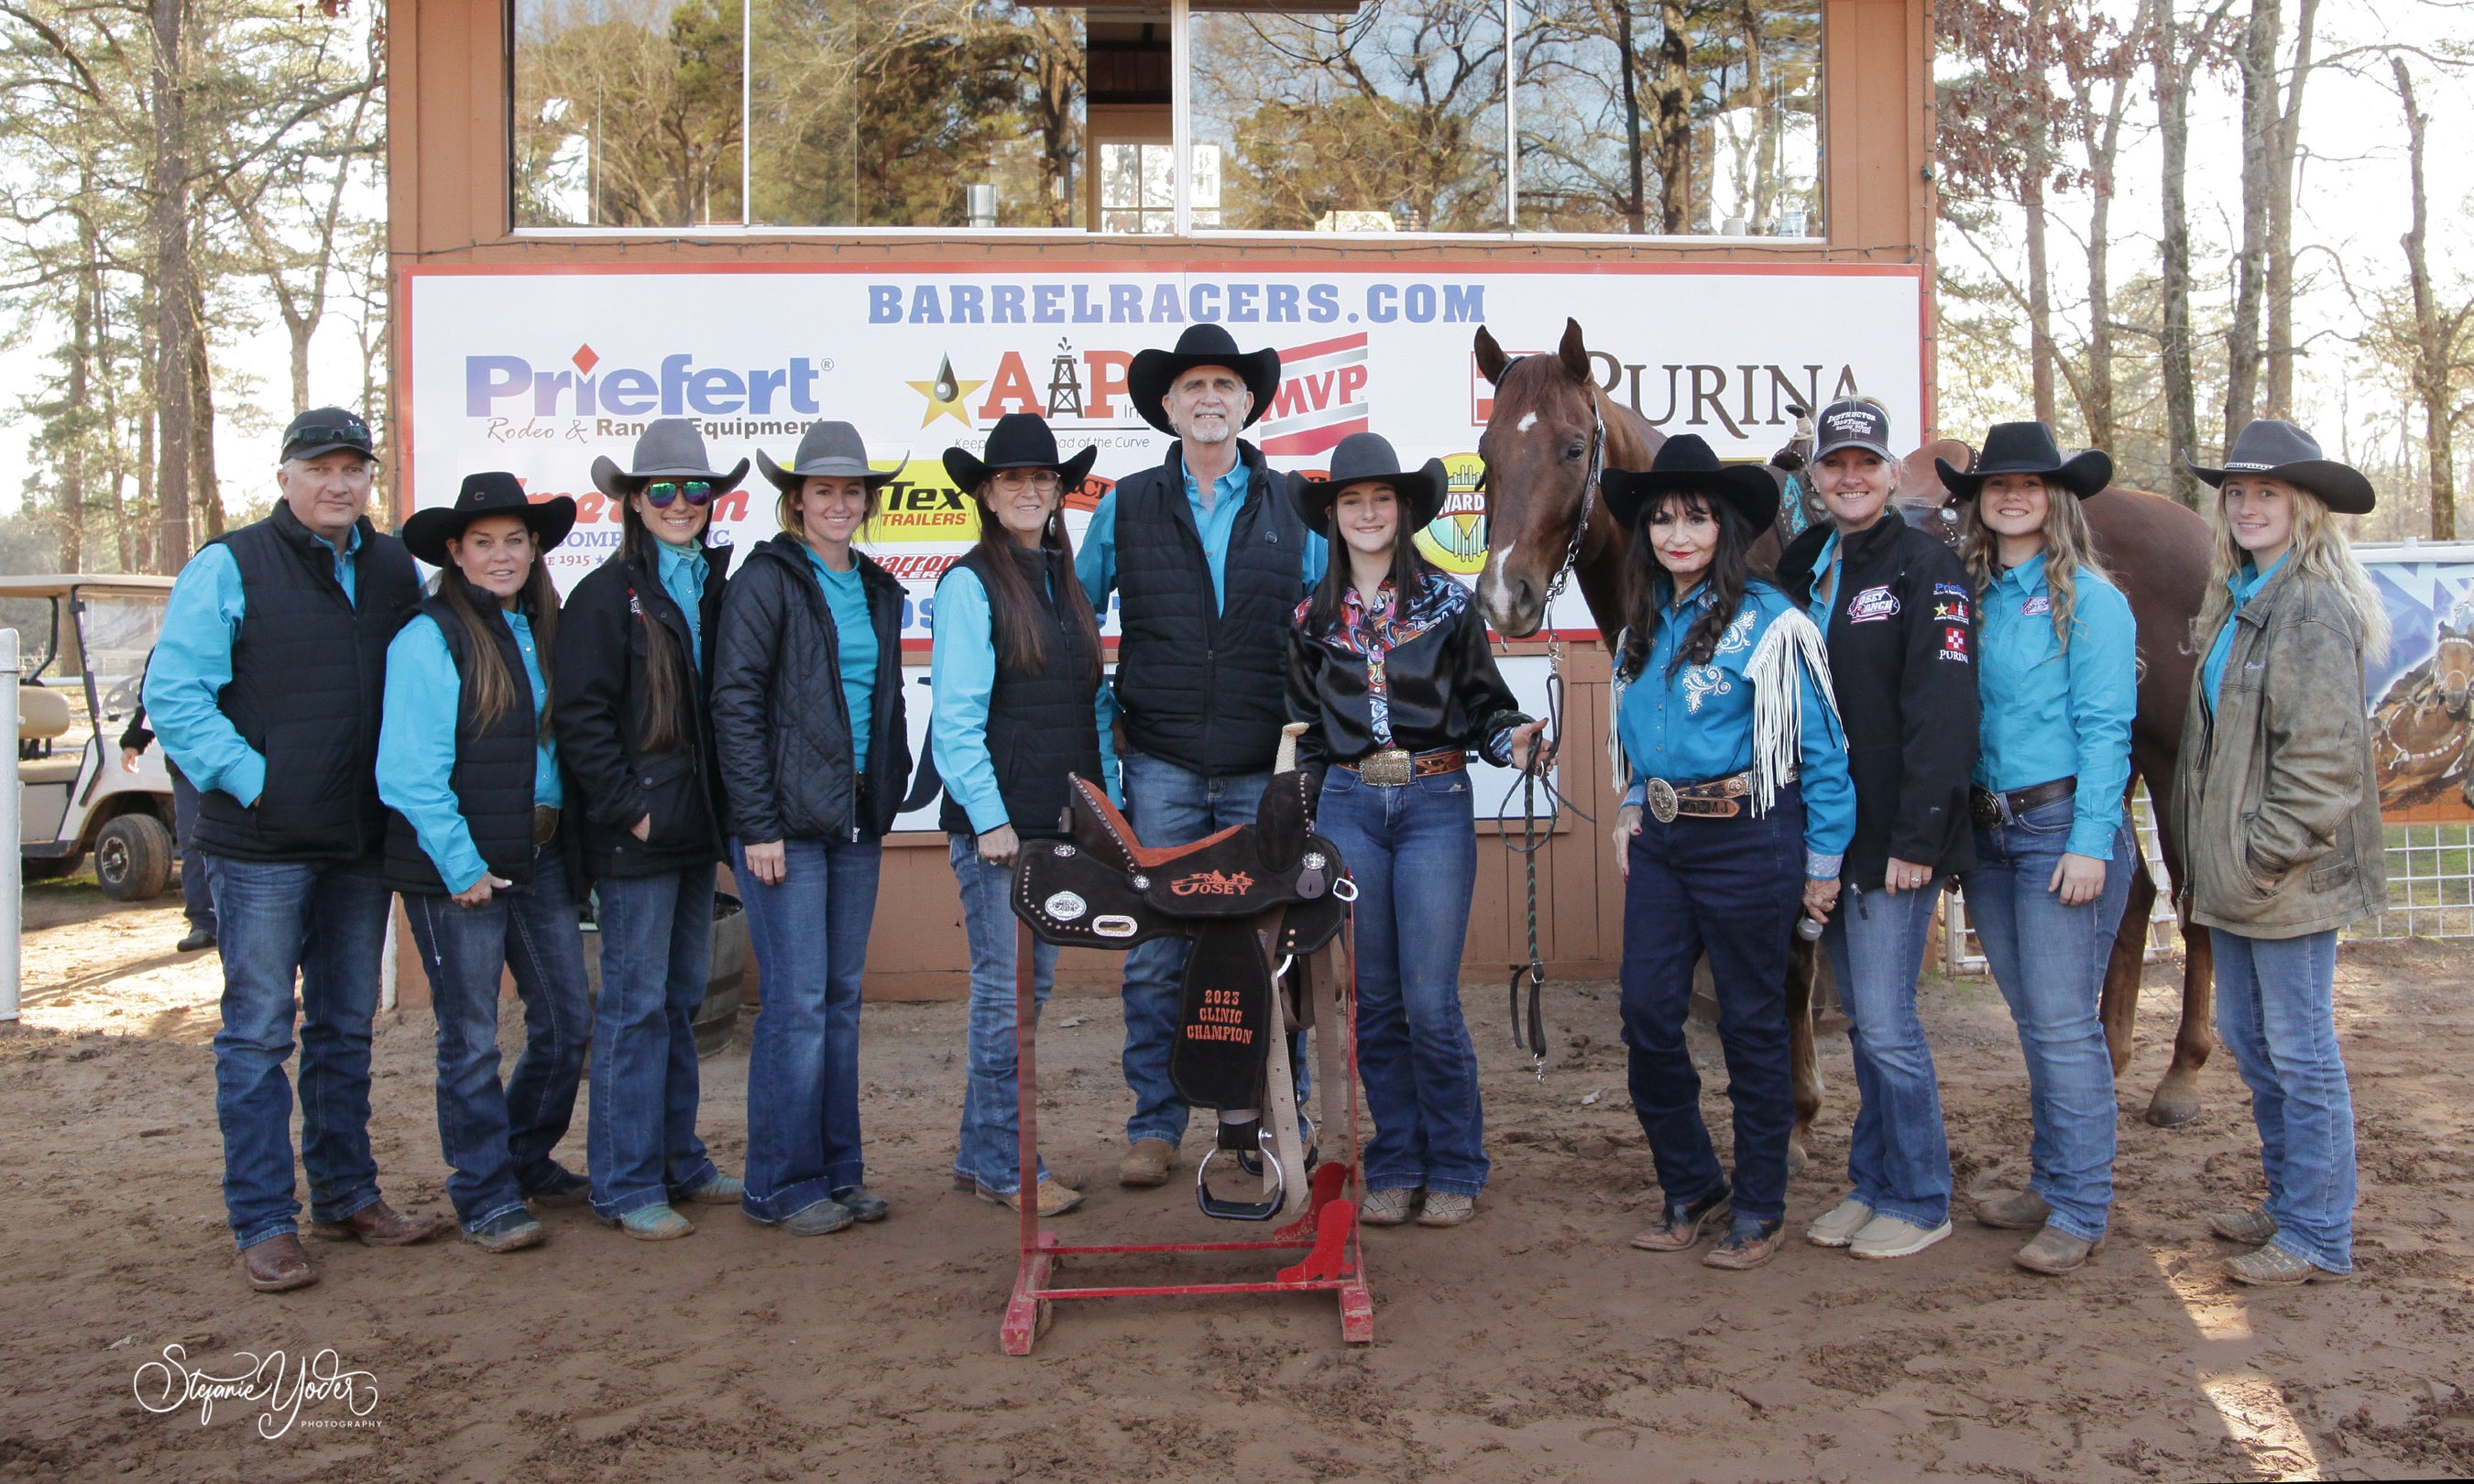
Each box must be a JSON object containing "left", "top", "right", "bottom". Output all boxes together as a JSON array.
[
  {"left": 2172, "top": 419, "right": 2390, "bottom": 1287},
  {"left": 553, "top": 418, "right": 746, "bottom": 1241},
  {"left": 1940, "top": 422, "right": 2138, "bottom": 1276},
  {"left": 1604, "top": 435, "right": 1854, "bottom": 1271},
  {"left": 1286, "top": 431, "right": 1545, "bottom": 1230},
  {"left": 378, "top": 473, "right": 586, "bottom": 1254},
  {"left": 928, "top": 412, "right": 1111, "bottom": 1217},
  {"left": 710, "top": 420, "right": 914, "bottom": 1237}
]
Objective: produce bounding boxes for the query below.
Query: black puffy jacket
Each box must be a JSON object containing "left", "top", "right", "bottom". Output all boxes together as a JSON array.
[
  {"left": 553, "top": 537, "right": 733, "bottom": 880},
  {"left": 711, "top": 532, "right": 913, "bottom": 844},
  {"left": 1778, "top": 512, "right": 1980, "bottom": 889}
]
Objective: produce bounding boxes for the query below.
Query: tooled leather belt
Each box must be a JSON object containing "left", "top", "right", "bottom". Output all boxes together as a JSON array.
[
  {"left": 1969, "top": 776, "right": 2076, "bottom": 829},
  {"left": 1337, "top": 747, "right": 1466, "bottom": 788},
  {"left": 1641, "top": 769, "right": 1758, "bottom": 824}
]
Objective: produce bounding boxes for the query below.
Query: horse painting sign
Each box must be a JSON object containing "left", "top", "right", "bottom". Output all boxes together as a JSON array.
[
  {"left": 400, "top": 262, "right": 1927, "bottom": 644},
  {"left": 2362, "top": 547, "right": 2474, "bottom": 821}
]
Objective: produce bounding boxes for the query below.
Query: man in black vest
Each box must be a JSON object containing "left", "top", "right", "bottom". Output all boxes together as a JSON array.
[
  {"left": 1074, "top": 324, "right": 1329, "bottom": 1188},
  {"left": 145, "top": 407, "right": 441, "bottom": 1293}
]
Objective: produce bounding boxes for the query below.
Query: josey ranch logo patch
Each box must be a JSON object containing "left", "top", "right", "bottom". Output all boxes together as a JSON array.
[
  {"left": 1847, "top": 585, "right": 1900, "bottom": 623},
  {"left": 2021, "top": 595, "right": 2052, "bottom": 617},
  {"left": 1170, "top": 870, "right": 1255, "bottom": 897}
]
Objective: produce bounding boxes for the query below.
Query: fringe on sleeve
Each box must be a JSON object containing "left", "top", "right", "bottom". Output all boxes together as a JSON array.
[
  {"left": 1744, "top": 606, "right": 1842, "bottom": 817},
  {"left": 1606, "top": 626, "right": 1632, "bottom": 786}
]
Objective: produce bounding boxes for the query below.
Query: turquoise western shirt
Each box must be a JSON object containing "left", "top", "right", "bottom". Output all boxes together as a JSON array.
[
  {"left": 656, "top": 539, "right": 707, "bottom": 654},
  {"left": 1973, "top": 554, "right": 2137, "bottom": 859},
  {"left": 1615, "top": 579, "right": 1856, "bottom": 878},
  {"left": 2203, "top": 552, "right": 2290, "bottom": 711},
  {"left": 143, "top": 522, "right": 363, "bottom": 807},
  {"left": 928, "top": 565, "right": 1121, "bottom": 835},
  {"left": 805, "top": 548, "right": 878, "bottom": 771},
  {"left": 377, "top": 608, "right": 561, "bottom": 893},
  {"left": 1077, "top": 453, "right": 1328, "bottom": 616}
]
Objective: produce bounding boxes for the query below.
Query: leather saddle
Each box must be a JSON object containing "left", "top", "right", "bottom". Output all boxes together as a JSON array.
[{"left": 1013, "top": 771, "right": 1348, "bottom": 1109}]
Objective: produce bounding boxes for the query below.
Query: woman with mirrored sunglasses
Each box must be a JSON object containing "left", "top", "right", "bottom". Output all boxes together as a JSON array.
[{"left": 555, "top": 419, "right": 744, "bottom": 1242}]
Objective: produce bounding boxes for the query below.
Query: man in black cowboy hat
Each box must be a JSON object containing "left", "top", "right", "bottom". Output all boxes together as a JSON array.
[
  {"left": 144, "top": 406, "right": 441, "bottom": 1293},
  {"left": 1074, "top": 323, "right": 1330, "bottom": 1190}
]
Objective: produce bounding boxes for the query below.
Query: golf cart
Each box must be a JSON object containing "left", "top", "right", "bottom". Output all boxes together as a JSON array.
[{"left": 8, "top": 574, "right": 180, "bottom": 900}]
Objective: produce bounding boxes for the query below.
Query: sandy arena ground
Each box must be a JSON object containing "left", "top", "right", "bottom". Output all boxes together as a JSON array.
[{"left": 3, "top": 878, "right": 2471, "bottom": 1482}]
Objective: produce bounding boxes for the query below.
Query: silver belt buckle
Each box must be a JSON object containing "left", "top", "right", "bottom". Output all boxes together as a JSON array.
[
  {"left": 1361, "top": 749, "right": 1413, "bottom": 787},
  {"left": 1645, "top": 778, "right": 1679, "bottom": 824}
]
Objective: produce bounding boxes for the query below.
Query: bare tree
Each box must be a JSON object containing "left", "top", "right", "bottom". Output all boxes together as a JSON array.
[
  {"left": 2261, "top": 0, "right": 2318, "bottom": 417},
  {"left": 2391, "top": 58, "right": 2469, "bottom": 541},
  {"left": 150, "top": 0, "right": 195, "bottom": 569}
]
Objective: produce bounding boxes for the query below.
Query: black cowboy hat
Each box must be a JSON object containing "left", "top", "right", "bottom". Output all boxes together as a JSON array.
[
  {"left": 2187, "top": 419, "right": 2376, "bottom": 515},
  {"left": 1602, "top": 434, "right": 1780, "bottom": 534},
  {"left": 1290, "top": 432, "right": 1448, "bottom": 530},
  {"left": 1126, "top": 324, "right": 1282, "bottom": 437},
  {"left": 757, "top": 420, "right": 897, "bottom": 494},
  {"left": 1936, "top": 421, "right": 2113, "bottom": 500},
  {"left": 942, "top": 411, "right": 1100, "bottom": 494},
  {"left": 401, "top": 472, "right": 577, "bottom": 568},
  {"left": 589, "top": 417, "right": 750, "bottom": 500}
]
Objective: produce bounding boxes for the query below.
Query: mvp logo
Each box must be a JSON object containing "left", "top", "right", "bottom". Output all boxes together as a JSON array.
[
  {"left": 1169, "top": 870, "right": 1255, "bottom": 897},
  {"left": 1256, "top": 334, "right": 1368, "bottom": 457}
]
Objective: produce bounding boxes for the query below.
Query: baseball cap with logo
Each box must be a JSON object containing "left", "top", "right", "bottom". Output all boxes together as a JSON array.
[
  {"left": 1810, "top": 397, "right": 1894, "bottom": 462},
  {"left": 280, "top": 407, "right": 376, "bottom": 464}
]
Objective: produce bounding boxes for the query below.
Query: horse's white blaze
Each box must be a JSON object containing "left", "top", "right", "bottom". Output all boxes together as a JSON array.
[
  {"left": 1478, "top": 540, "right": 1521, "bottom": 625},
  {"left": 1516, "top": 411, "right": 1538, "bottom": 432}
]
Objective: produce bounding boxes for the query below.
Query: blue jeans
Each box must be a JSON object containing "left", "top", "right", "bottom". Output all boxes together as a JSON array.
[
  {"left": 1823, "top": 875, "right": 1952, "bottom": 1228},
  {"left": 1317, "top": 769, "right": 1486, "bottom": 1196},
  {"left": 203, "top": 854, "right": 392, "bottom": 1250},
  {"left": 1962, "top": 801, "right": 2136, "bottom": 1241},
  {"left": 2214, "top": 928, "right": 2354, "bottom": 1272},
  {"left": 401, "top": 843, "right": 592, "bottom": 1232},
  {"left": 586, "top": 867, "right": 719, "bottom": 1219},
  {"left": 732, "top": 835, "right": 881, "bottom": 1221},
  {"left": 170, "top": 767, "right": 214, "bottom": 934},
  {"left": 1619, "top": 789, "right": 1807, "bottom": 1225},
  {"left": 1117, "top": 751, "right": 1270, "bottom": 1145},
  {"left": 950, "top": 835, "right": 1056, "bottom": 1196}
]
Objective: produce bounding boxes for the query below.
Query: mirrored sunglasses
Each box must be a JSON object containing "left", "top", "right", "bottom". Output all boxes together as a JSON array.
[{"left": 645, "top": 480, "right": 714, "bottom": 507}]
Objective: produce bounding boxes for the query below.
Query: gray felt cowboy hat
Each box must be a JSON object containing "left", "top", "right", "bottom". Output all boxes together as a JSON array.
[
  {"left": 2187, "top": 419, "right": 2376, "bottom": 515},
  {"left": 1601, "top": 433, "right": 1780, "bottom": 534},
  {"left": 1127, "top": 324, "right": 1283, "bottom": 437},
  {"left": 756, "top": 420, "right": 898, "bottom": 494},
  {"left": 589, "top": 417, "right": 750, "bottom": 500},
  {"left": 401, "top": 471, "right": 576, "bottom": 568},
  {"left": 1290, "top": 432, "right": 1449, "bottom": 530},
  {"left": 1936, "top": 421, "right": 2114, "bottom": 500}
]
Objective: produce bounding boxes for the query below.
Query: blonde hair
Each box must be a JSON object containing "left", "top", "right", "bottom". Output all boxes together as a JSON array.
[
  {"left": 2193, "top": 483, "right": 2392, "bottom": 665},
  {"left": 777, "top": 475, "right": 876, "bottom": 540},
  {"left": 1960, "top": 476, "right": 2114, "bottom": 652}
]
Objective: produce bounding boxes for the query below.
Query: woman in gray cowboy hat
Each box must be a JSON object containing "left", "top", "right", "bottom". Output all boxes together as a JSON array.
[
  {"left": 1939, "top": 422, "right": 2138, "bottom": 1276},
  {"left": 2172, "top": 418, "right": 2391, "bottom": 1287},
  {"left": 710, "top": 421, "right": 914, "bottom": 1237},
  {"left": 379, "top": 473, "right": 585, "bottom": 1255},
  {"left": 929, "top": 411, "right": 1112, "bottom": 1217},
  {"left": 1286, "top": 431, "right": 1547, "bottom": 1230},
  {"left": 1603, "top": 434, "right": 1853, "bottom": 1271},
  {"left": 553, "top": 418, "right": 747, "bottom": 1241}
]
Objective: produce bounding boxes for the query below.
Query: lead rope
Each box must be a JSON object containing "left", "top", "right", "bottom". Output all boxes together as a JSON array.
[{"left": 1498, "top": 398, "right": 1605, "bottom": 1082}]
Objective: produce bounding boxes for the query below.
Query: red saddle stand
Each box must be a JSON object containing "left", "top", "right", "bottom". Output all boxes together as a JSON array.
[{"left": 999, "top": 922, "right": 1374, "bottom": 1355}]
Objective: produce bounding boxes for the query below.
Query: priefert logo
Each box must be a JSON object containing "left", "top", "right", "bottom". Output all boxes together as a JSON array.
[{"left": 465, "top": 346, "right": 830, "bottom": 419}]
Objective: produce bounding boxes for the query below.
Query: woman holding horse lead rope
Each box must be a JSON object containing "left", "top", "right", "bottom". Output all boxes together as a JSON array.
[
  {"left": 1778, "top": 397, "right": 1980, "bottom": 1261},
  {"left": 930, "top": 412, "right": 1116, "bottom": 1218},
  {"left": 1941, "top": 422, "right": 2139, "bottom": 1276},
  {"left": 712, "top": 421, "right": 913, "bottom": 1237},
  {"left": 1284, "top": 431, "right": 1548, "bottom": 1231},
  {"left": 2173, "top": 419, "right": 2388, "bottom": 1287},
  {"left": 1604, "top": 435, "right": 1853, "bottom": 1271}
]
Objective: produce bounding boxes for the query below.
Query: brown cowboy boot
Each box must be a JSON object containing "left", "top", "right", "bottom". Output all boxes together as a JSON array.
[
  {"left": 241, "top": 1233, "right": 318, "bottom": 1293},
  {"left": 310, "top": 1198, "right": 446, "bottom": 1247}
]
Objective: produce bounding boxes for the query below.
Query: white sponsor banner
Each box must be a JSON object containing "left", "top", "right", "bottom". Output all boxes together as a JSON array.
[{"left": 403, "top": 262, "right": 1925, "bottom": 645}]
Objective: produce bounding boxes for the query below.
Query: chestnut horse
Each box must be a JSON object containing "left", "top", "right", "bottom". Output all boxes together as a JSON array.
[{"left": 1474, "top": 319, "right": 2220, "bottom": 1150}]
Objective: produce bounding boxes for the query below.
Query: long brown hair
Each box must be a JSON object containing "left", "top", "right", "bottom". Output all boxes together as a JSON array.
[
  {"left": 971, "top": 483, "right": 1100, "bottom": 683},
  {"left": 1301, "top": 493, "right": 1434, "bottom": 639},
  {"left": 435, "top": 549, "right": 559, "bottom": 738},
  {"left": 619, "top": 498, "right": 698, "bottom": 752},
  {"left": 1959, "top": 476, "right": 2114, "bottom": 653}
]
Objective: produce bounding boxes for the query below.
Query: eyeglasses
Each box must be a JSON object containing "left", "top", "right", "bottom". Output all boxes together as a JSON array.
[
  {"left": 991, "top": 469, "right": 1063, "bottom": 494},
  {"left": 644, "top": 480, "right": 714, "bottom": 507}
]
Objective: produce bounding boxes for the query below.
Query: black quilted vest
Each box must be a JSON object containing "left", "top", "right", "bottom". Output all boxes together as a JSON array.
[
  {"left": 191, "top": 506, "right": 420, "bottom": 862},
  {"left": 1110, "top": 442, "right": 1304, "bottom": 776},
  {"left": 383, "top": 587, "right": 549, "bottom": 895},
  {"left": 939, "top": 542, "right": 1104, "bottom": 839}
]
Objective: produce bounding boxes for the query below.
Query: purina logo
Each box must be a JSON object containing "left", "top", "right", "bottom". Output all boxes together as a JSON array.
[
  {"left": 1256, "top": 333, "right": 1370, "bottom": 457},
  {"left": 465, "top": 346, "right": 833, "bottom": 419}
]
